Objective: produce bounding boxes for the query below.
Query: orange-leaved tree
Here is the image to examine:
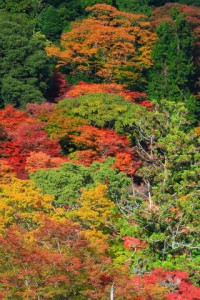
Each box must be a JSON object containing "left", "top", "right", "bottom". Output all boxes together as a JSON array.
[
  {"left": 25, "top": 151, "right": 67, "bottom": 174},
  {"left": 46, "top": 4, "right": 157, "bottom": 86},
  {"left": 0, "top": 219, "right": 114, "bottom": 299},
  {"left": 67, "top": 125, "right": 141, "bottom": 174}
]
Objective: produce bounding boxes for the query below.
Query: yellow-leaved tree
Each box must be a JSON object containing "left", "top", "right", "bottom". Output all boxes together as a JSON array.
[
  {"left": 68, "top": 184, "right": 115, "bottom": 247},
  {"left": 0, "top": 176, "right": 65, "bottom": 231}
]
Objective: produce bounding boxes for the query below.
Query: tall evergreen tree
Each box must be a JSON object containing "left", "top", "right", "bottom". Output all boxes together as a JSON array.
[
  {"left": 116, "top": 0, "right": 152, "bottom": 16},
  {"left": 147, "top": 7, "right": 198, "bottom": 121},
  {"left": 39, "top": 5, "right": 63, "bottom": 41},
  {"left": 148, "top": 8, "right": 194, "bottom": 100},
  {"left": 0, "top": 11, "right": 54, "bottom": 108}
]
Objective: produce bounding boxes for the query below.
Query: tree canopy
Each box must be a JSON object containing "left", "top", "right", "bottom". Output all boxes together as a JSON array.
[
  {"left": 0, "top": 11, "right": 54, "bottom": 108},
  {"left": 46, "top": 4, "right": 157, "bottom": 88},
  {"left": 0, "top": 0, "right": 199, "bottom": 298}
]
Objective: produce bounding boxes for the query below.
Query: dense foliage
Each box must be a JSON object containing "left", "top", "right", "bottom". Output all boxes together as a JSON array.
[
  {"left": 0, "top": 1, "right": 199, "bottom": 299},
  {"left": 46, "top": 4, "right": 157, "bottom": 87},
  {"left": 0, "top": 11, "right": 53, "bottom": 108}
]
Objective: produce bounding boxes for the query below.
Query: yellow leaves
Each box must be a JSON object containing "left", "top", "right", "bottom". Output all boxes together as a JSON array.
[
  {"left": 0, "top": 177, "right": 65, "bottom": 231},
  {"left": 82, "top": 227, "right": 109, "bottom": 253},
  {"left": 68, "top": 183, "right": 115, "bottom": 231},
  {"left": 114, "top": 69, "right": 139, "bottom": 82},
  {"left": 0, "top": 160, "right": 16, "bottom": 184},
  {"left": 178, "top": 195, "right": 190, "bottom": 202},
  {"left": 23, "top": 231, "right": 37, "bottom": 247}
]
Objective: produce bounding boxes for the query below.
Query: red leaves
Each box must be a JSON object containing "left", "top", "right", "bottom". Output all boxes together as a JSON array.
[
  {"left": 123, "top": 236, "right": 147, "bottom": 250},
  {"left": 68, "top": 125, "right": 140, "bottom": 174},
  {"left": 46, "top": 275, "right": 69, "bottom": 284},
  {"left": 167, "top": 281, "right": 200, "bottom": 300},
  {"left": 0, "top": 106, "right": 63, "bottom": 178},
  {"left": 46, "top": 71, "right": 68, "bottom": 102},
  {"left": 65, "top": 81, "right": 127, "bottom": 98},
  {"left": 14, "top": 121, "right": 61, "bottom": 156},
  {"left": 0, "top": 103, "right": 141, "bottom": 177},
  {"left": 0, "top": 219, "right": 115, "bottom": 299},
  {"left": 113, "top": 152, "right": 141, "bottom": 175},
  {"left": 65, "top": 81, "right": 152, "bottom": 107},
  {"left": 135, "top": 269, "right": 200, "bottom": 300},
  {"left": 0, "top": 104, "right": 30, "bottom": 134}
]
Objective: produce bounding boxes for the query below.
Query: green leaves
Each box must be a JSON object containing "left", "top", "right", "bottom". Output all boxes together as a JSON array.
[
  {"left": 39, "top": 5, "right": 63, "bottom": 41},
  {"left": 0, "top": 12, "right": 54, "bottom": 108},
  {"left": 116, "top": 0, "right": 152, "bottom": 16},
  {"left": 147, "top": 7, "right": 199, "bottom": 122},
  {"left": 30, "top": 158, "right": 131, "bottom": 206},
  {"left": 57, "top": 92, "right": 147, "bottom": 135},
  {"left": 124, "top": 100, "right": 200, "bottom": 276}
]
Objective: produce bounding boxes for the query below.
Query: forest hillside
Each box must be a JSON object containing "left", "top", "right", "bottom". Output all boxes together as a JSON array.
[{"left": 0, "top": 0, "right": 199, "bottom": 299}]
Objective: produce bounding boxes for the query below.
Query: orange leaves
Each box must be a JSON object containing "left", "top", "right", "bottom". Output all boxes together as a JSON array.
[
  {"left": 25, "top": 151, "right": 67, "bottom": 173},
  {"left": 86, "top": 4, "right": 145, "bottom": 27},
  {"left": 195, "top": 126, "right": 200, "bottom": 135},
  {"left": 70, "top": 149, "right": 100, "bottom": 166},
  {"left": 45, "top": 44, "right": 61, "bottom": 59},
  {"left": 86, "top": 3, "right": 118, "bottom": 17},
  {"left": 0, "top": 160, "right": 16, "bottom": 184},
  {"left": 69, "top": 125, "right": 131, "bottom": 153},
  {"left": 113, "top": 152, "right": 141, "bottom": 175},
  {"left": 46, "top": 4, "right": 157, "bottom": 85},
  {"left": 65, "top": 81, "right": 128, "bottom": 100},
  {"left": 67, "top": 125, "right": 140, "bottom": 174}
]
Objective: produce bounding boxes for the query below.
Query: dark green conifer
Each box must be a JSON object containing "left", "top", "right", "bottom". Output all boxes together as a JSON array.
[{"left": 147, "top": 7, "right": 199, "bottom": 122}]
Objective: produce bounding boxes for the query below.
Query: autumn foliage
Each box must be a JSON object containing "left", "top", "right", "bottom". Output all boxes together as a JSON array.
[
  {"left": 46, "top": 71, "right": 68, "bottom": 102},
  {"left": 68, "top": 125, "right": 141, "bottom": 173},
  {"left": 46, "top": 4, "right": 157, "bottom": 86},
  {"left": 65, "top": 81, "right": 152, "bottom": 107},
  {"left": 0, "top": 219, "right": 113, "bottom": 299},
  {"left": 25, "top": 151, "right": 67, "bottom": 173},
  {"left": 0, "top": 105, "right": 65, "bottom": 178},
  {"left": 0, "top": 1, "right": 199, "bottom": 298}
]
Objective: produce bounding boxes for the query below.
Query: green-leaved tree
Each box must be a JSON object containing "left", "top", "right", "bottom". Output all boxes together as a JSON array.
[
  {"left": 0, "top": 11, "right": 54, "bottom": 108},
  {"left": 147, "top": 7, "right": 199, "bottom": 122}
]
